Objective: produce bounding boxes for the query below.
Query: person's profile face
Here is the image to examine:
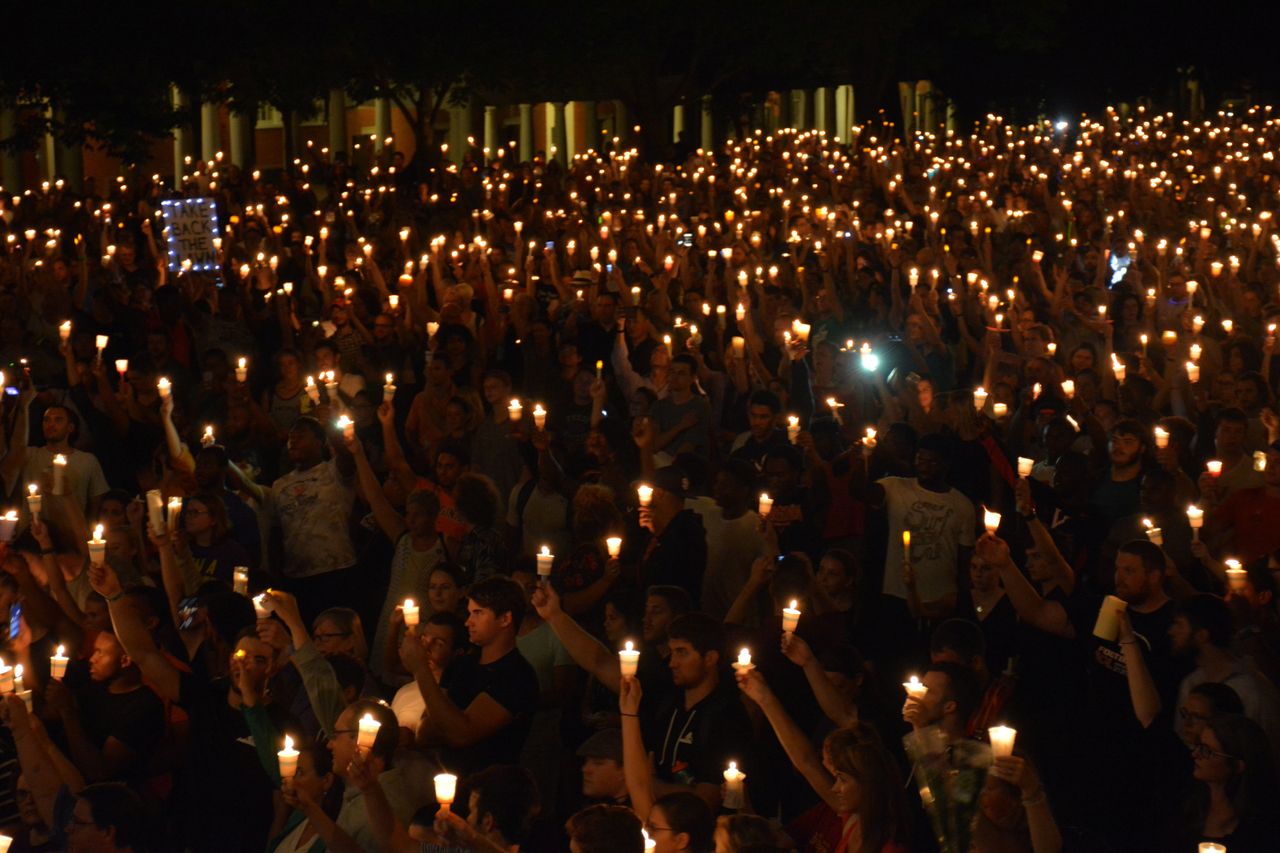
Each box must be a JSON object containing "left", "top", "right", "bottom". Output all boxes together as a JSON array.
[{"left": 642, "top": 596, "right": 673, "bottom": 644}]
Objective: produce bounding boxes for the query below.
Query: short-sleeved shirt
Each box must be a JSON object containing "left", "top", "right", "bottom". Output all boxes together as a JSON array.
[
  {"left": 371, "top": 534, "right": 448, "bottom": 680},
  {"left": 438, "top": 647, "right": 539, "bottom": 777},
  {"left": 649, "top": 395, "right": 711, "bottom": 456},
  {"left": 22, "top": 446, "right": 109, "bottom": 515},
  {"left": 75, "top": 683, "right": 165, "bottom": 780},
  {"left": 879, "top": 477, "right": 976, "bottom": 602},
  {"left": 269, "top": 459, "right": 356, "bottom": 578},
  {"left": 516, "top": 621, "right": 573, "bottom": 695}
]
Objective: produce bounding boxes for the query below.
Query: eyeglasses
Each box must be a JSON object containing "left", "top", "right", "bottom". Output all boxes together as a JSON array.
[
  {"left": 644, "top": 823, "right": 671, "bottom": 834},
  {"left": 1190, "top": 743, "right": 1240, "bottom": 761}
]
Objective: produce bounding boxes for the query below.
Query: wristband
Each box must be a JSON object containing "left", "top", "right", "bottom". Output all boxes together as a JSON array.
[
  {"left": 620, "top": 712, "right": 639, "bottom": 717},
  {"left": 106, "top": 591, "right": 127, "bottom": 603}
]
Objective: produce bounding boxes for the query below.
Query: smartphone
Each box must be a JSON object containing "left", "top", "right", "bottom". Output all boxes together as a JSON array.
[
  {"left": 177, "top": 596, "right": 200, "bottom": 631},
  {"left": 8, "top": 602, "right": 21, "bottom": 640},
  {"left": 544, "top": 241, "right": 555, "bottom": 251},
  {"left": 3, "top": 387, "right": 16, "bottom": 396}
]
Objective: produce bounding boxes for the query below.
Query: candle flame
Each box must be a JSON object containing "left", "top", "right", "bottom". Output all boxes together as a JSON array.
[{"left": 283, "top": 735, "right": 294, "bottom": 750}]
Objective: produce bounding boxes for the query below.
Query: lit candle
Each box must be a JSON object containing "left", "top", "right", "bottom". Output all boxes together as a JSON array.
[
  {"left": 973, "top": 386, "right": 989, "bottom": 411},
  {"left": 758, "top": 493, "right": 773, "bottom": 518},
  {"left": 157, "top": 376, "right": 171, "bottom": 398},
  {"left": 0, "top": 662, "right": 11, "bottom": 694},
  {"left": 536, "top": 545, "right": 554, "bottom": 579},
  {"left": 336, "top": 415, "right": 354, "bottom": 441},
  {"left": 733, "top": 647, "right": 754, "bottom": 674},
  {"left": 0, "top": 511, "right": 16, "bottom": 543},
  {"left": 637, "top": 484, "right": 653, "bottom": 507},
  {"left": 1017, "top": 457, "right": 1034, "bottom": 478},
  {"left": 983, "top": 506, "right": 1002, "bottom": 535},
  {"left": 1111, "top": 354, "right": 1126, "bottom": 383},
  {"left": 1206, "top": 460, "right": 1223, "bottom": 477},
  {"left": 59, "top": 321, "right": 71, "bottom": 342},
  {"left": 731, "top": 336, "right": 746, "bottom": 357},
  {"left": 305, "top": 376, "right": 320, "bottom": 405},
  {"left": 532, "top": 403, "right": 547, "bottom": 430},
  {"left": 1225, "top": 559, "right": 1247, "bottom": 591},
  {"left": 383, "top": 372, "right": 397, "bottom": 403},
  {"left": 903, "top": 675, "right": 927, "bottom": 699},
  {"left": 508, "top": 398, "right": 523, "bottom": 422},
  {"left": 253, "top": 593, "right": 272, "bottom": 619},
  {"left": 1154, "top": 426, "right": 1170, "bottom": 449},
  {"left": 434, "top": 773, "right": 458, "bottom": 809},
  {"left": 1186, "top": 504, "right": 1205, "bottom": 540},
  {"left": 595, "top": 359, "right": 603, "bottom": 379},
  {"left": 825, "top": 397, "right": 844, "bottom": 425},
  {"left": 235, "top": 357, "right": 248, "bottom": 383},
  {"left": 1142, "top": 518, "right": 1164, "bottom": 546},
  {"left": 12, "top": 664, "right": 23, "bottom": 694},
  {"left": 52, "top": 454, "right": 67, "bottom": 495},
  {"left": 356, "top": 712, "right": 381, "bottom": 752},
  {"left": 1198, "top": 844, "right": 1225, "bottom": 853},
  {"left": 50, "top": 645, "right": 68, "bottom": 680},
  {"left": 112, "top": 358, "right": 128, "bottom": 379},
  {"left": 1061, "top": 379, "right": 1075, "bottom": 399},
  {"left": 88, "top": 524, "right": 107, "bottom": 565},
  {"left": 903, "top": 529, "right": 911, "bottom": 551},
  {"left": 233, "top": 566, "right": 249, "bottom": 596},
  {"left": 988, "top": 725, "right": 1017, "bottom": 758},
  {"left": 863, "top": 427, "right": 877, "bottom": 453},
  {"left": 1255, "top": 451, "right": 1268, "bottom": 472},
  {"left": 167, "top": 497, "right": 183, "bottom": 531},
  {"left": 722, "top": 761, "right": 747, "bottom": 810},
  {"left": 202, "top": 425, "right": 215, "bottom": 447},
  {"left": 606, "top": 536, "right": 622, "bottom": 558},
  {"left": 781, "top": 599, "right": 801, "bottom": 634},
  {"left": 992, "top": 402, "right": 1008, "bottom": 418},
  {"left": 402, "top": 598, "right": 420, "bottom": 627},
  {"left": 427, "top": 321, "right": 440, "bottom": 339},
  {"left": 1139, "top": 333, "right": 1148, "bottom": 357},
  {"left": 26, "top": 484, "right": 41, "bottom": 520},
  {"left": 1186, "top": 361, "right": 1200, "bottom": 383},
  {"left": 278, "top": 735, "right": 300, "bottom": 780},
  {"left": 95, "top": 334, "right": 109, "bottom": 356},
  {"left": 787, "top": 415, "right": 800, "bottom": 444},
  {"left": 619, "top": 640, "right": 640, "bottom": 679}
]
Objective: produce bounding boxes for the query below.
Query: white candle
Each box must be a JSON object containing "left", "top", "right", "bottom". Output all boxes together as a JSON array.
[
  {"left": 114, "top": 358, "right": 128, "bottom": 377},
  {"left": 983, "top": 506, "right": 1002, "bottom": 535},
  {"left": 0, "top": 511, "right": 17, "bottom": 542},
  {"left": 434, "top": 772, "right": 458, "bottom": 808},
  {"left": 402, "top": 598, "right": 420, "bottom": 627},
  {"left": 787, "top": 415, "right": 800, "bottom": 444},
  {"left": 1186, "top": 361, "right": 1200, "bottom": 383},
  {"left": 723, "top": 761, "right": 746, "bottom": 809},
  {"left": 1198, "top": 843, "right": 1225, "bottom": 853},
  {"left": 167, "top": 497, "right": 183, "bottom": 531},
  {"left": 1187, "top": 504, "right": 1205, "bottom": 539},
  {"left": 1154, "top": 426, "right": 1169, "bottom": 449},
  {"left": 536, "top": 545, "right": 554, "bottom": 578},
  {"left": 52, "top": 454, "right": 67, "bottom": 495},
  {"left": 202, "top": 425, "right": 215, "bottom": 448},
  {"left": 336, "top": 415, "right": 355, "bottom": 442},
  {"left": 88, "top": 523, "right": 107, "bottom": 565},
  {"left": 733, "top": 647, "right": 754, "bottom": 674},
  {"left": 13, "top": 664, "right": 24, "bottom": 695},
  {"left": 781, "top": 599, "right": 801, "bottom": 634},
  {"left": 758, "top": 493, "right": 773, "bottom": 518},
  {"left": 1111, "top": 355, "right": 1126, "bottom": 383},
  {"left": 95, "top": 334, "right": 109, "bottom": 355},
  {"left": 731, "top": 336, "right": 746, "bottom": 358},
  {"left": 1093, "top": 595, "right": 1128, "bottom": 641},
  {"left": 972, "top": 386, "right": 988, "bottom": 411},
  {"left": 427, "top": 321, "right": 440, "bottom": 339},
  {"left": 637, "top": 484, "right": 653, "bottom": 507},
  {"left": 1225, "top": 559, "right": 1246, "bottom": 591},
  {"left": 278, "top": 734, "right": 300, "bottom": 780},
  {"left": 233, "top": 566, "right": 249, "bottom": 596},
  {"left": 0, "top": 663, "right": 12, "bottom": 695},
  {"left": 157, "top": 376, "right": 171, "bottom": 398},
  {"left": 532, "top": 403, "right": 547, "bottom": 430},
  {"left": 146, "top": 490, "right": 165, "bottom": 535},
  {"left": 356, "top": 713, "right": 381, "bottom": 751},
  {"left": 305, "top": 376, "right": 321, "bottom": 404},
  {"left": 1206, "top": 460, "right": 1223, "bottom": 477},
  {"left": 508, "top": 398, "right": 523, "bottom": 422},
  {"left": 1017, "top": 457, "right": 1034, "bottom": 478},
  {"left": 383, "top": 372, "right": 397, "bottom": 402},
  {"left": 1255, "top": 451, "right": 1268, "bottom": 472},
  {"left": 992, "top": 402, "right": 1008, "bottom": 418},
  {"left": 619, "top": 640, "right": 640, "bottom": 679},
  {"left": 59, "top": 321, "right": 71, "bottom": 342},
  {"left": 236, "top": 357, "right": 248, "bottom": 383},
  {"left": 606, "top": 536, "right": 622, "bottom": 558},
  {"left": 903, "top": 675, "right": 928, "bottom": 699},
  {"left": 50, "top": 645, "right": 68, "bottom": 680},
  {"left": 988, "top": 725, "right": 1017, "bottom": 758},
  {"left": 253, "top": 593, "right": 272, "bottom": 619}
]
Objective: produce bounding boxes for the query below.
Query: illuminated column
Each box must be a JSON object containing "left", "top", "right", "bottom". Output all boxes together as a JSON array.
[
  {"left": 328, "top": 88, "right": 348, "bottom": 157},
  {"left": 550, "top": 102, "right": 567, "bottom": 164},
  {"left": 518, "top": 103, "right": 534, "bottom": 162},
  {"left": 700, "top": 96, "right": 713, "bottom": 151},
  {"left": 374, "top": 98, "right": 391, "bottom": 154},
  {"left": 672, "top": 103, "right": 686, "bottom": 143},
  {"left": 484, "top": 105, "right": 499, "bottom": 157},
  {"left": 200, "top": 101, "right": 220, "bottom": 161}
]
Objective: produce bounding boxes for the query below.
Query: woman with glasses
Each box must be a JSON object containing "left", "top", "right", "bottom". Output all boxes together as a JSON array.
[
  {"left": 645, "top": 791, "right": 715, "bottom": 853},
  {"left": 1181, "top": 713, "right": 1279, "bottom": 851},
  {"left": 1178, "top": 682, "right": 1244, "bottom": 750},
  {"left": 180, "top": 491, "right": 252, "bottom": 586}
]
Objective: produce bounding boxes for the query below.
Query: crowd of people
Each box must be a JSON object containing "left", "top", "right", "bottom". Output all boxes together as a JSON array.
[{"left": 0, "top": 104, "right": 1276, "bottom": 853}]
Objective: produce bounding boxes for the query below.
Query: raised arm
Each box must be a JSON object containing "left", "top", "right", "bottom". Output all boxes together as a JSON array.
[
  {"left": 530, "top": 584, "right": 620, "bottom": 693},
  {"left": 736, "top": 668, "right": 837, "bottom": 811},
  {"left": 92, "top": 561, "right": 181, "bottom": 702}
]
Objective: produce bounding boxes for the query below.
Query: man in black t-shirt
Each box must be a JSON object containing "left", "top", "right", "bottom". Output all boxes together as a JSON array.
[
  {"left": 47, "top": 631, "right": 163, "bottom": 785},
  {"left": 407, "top": 575, "right": 539, "bottom": 777}
]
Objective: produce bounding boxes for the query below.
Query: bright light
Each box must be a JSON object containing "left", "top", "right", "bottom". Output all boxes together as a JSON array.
[
  {"left": 1055, "top": 120, "right": 1069, "bottom": 131},
  {"left": 860, "top": 351, "right": 880, "bottom": 372}
]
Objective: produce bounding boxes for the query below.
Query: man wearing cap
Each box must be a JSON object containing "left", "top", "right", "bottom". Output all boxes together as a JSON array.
[
  {"left": 577, "top": 729, "right": 630, "bottom": 806},
  {"left": 639, "top": 466, "right": 708, "bottom": 607}
]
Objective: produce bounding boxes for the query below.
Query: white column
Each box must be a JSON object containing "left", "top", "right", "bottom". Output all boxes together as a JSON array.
[
  {"left": 518, "top": 103, "right": 534, "bottom": 162},
  {"left": 814, "top": 87, "right": 830, "bottom": 135},
  {"left": 374, "top": 98, "right": 391, "bottom": 153},
  {"left": 672, "top": 104, "right": 686, "bottom": 144},
  {"left": 0, "top": 109, "right": 18, "bottom": 190},
  {"left": 229, "top": 111, "right": 251, "bottom": 167},
  {"left": 916, "top": 81, "right": 935, "bottom": 132},
  {"left": 484, "top": 105, "right": 499, "bottom": 156},
  {"left": 834, "top": 85, "right": 850, "bottom": 141},
  {"left": 200, "top": 101, "right": 220, "bottom": 162},
  {"left": 328, "top": 88, "right": 348, "bottom": 157},
  {"left": 789, "top": 90, "right": 809, "bottom": 130},
  {"left": 565, "top": 101, "right": 581, "bottom": 159},
  {"left": 171, "top": 86, "right": 192, "bottom": 180},
  {"left": 898, "top": 82, "right": 915, "bottom": 135},
  {"left": 700, "top": 96, "right": 713, "bottom": 151},
  {"left": 550, "top": 102, "right": 567, "bottom": 164}
]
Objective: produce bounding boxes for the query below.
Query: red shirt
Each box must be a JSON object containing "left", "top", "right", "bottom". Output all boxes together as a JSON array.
[{"left": 1210, "top": 486, "right": 1280, "bottom": 563}]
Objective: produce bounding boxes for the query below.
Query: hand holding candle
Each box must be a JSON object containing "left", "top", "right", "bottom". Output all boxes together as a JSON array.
[
  {"left": 88, "top": 524, "right": 107, "bottom": 566},
  {"left": 356, "top": 712, "right": 381, "bottom": 752},
  {"left": 733, "top": 647, "right": 754, "bottom": 675},
  {"left": 50, "top": 645, "right": 69, "bottom": 680},
  {"left": 278, "top": 735, "right": 300, "bottom": 780},
  {"left": 536, "top": 545, "right": 554, "bottom": 579},
  {"left": 434, "top": 773, "right": 458, "bottom": 810},
  {"left": 983, "top": 506, "right": 1001, "bottom": 535},
  {"left": 722, "top": 761, "right": 747, "bottom": 810},
  {"left": 402, "top": 598, "right": 420, "bottom": 626},
  {"left": 758, "top": 493, "right": 773, "bottom": 519},
  {"left": 988, "top": 725, "right": 1017, "bottom": 757},
  {"left": 903, "top": 675, "right": 927, "bottom": 699},
  {"left": 781, "top": 599, "right": 801, "bottom": 635},
  {"left": 606, "top": 536, "right": 622, "bottom": 558},
  {"left": 619, "top": 640, "right": 640, "bottom": 679}
]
